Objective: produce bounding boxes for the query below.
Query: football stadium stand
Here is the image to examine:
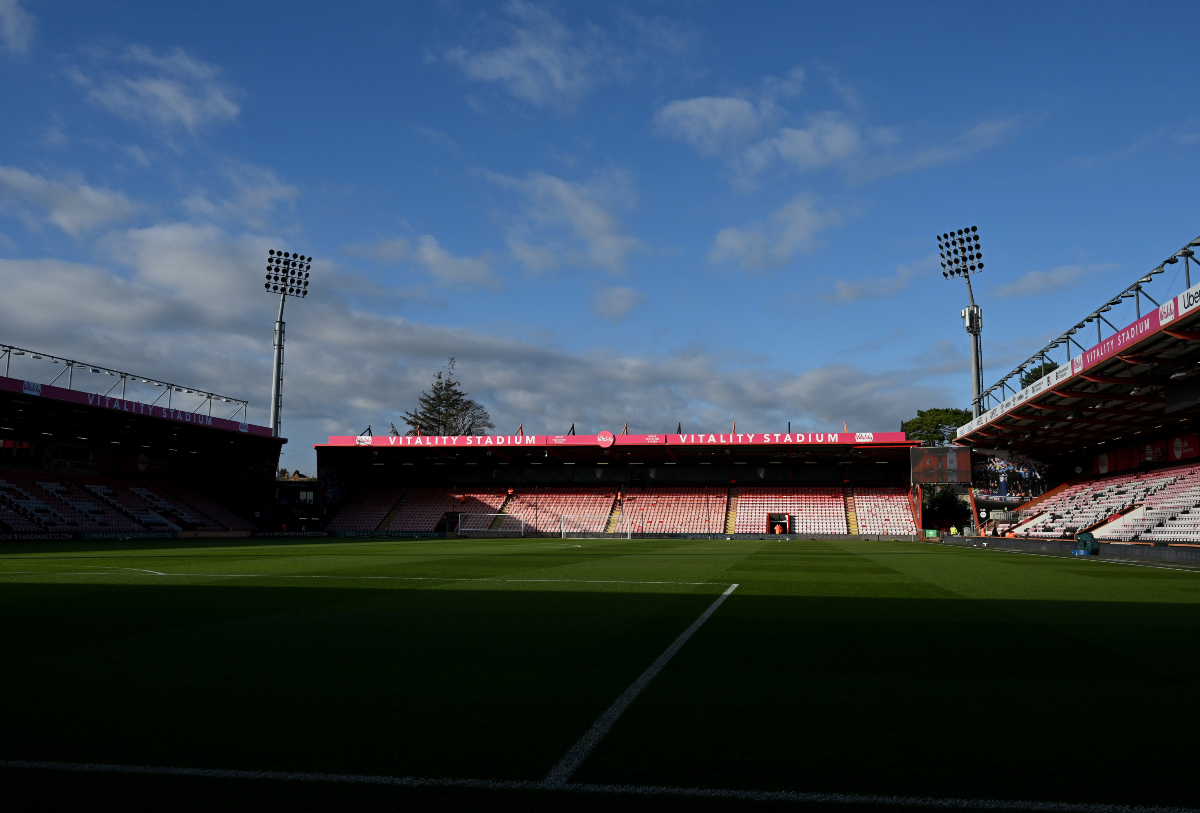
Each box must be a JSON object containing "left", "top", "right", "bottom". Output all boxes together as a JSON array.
[
  {"left": 734, "top": 486, "right": 848, "bottom": 534},
  {"left": 1008, "top": 463, "right": 1200, "bottom": 541},
  {"left": 500, "top": 487, "right": 617, "bottom": 535},
  {"left": 622, "top": 486, "right": 728, "bottom": 534},
  {"left": 853, "top": 486, "right": 918, "bottom": 535},
  {"left": 387, "top": 487, "right": 509, "bottom": 533},
  {"left": 0, "top": 469, "right": 255, "bottom": 533}
]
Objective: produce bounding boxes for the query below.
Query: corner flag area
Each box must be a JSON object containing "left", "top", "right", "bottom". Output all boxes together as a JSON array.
[{"left": 2, "top": 535, "right": 1199, "bottom": 810}]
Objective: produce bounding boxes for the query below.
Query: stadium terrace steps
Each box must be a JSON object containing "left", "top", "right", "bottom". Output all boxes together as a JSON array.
[
  {"left": 326, "top": 487, "right": 408, "bottom": 533},
  {"left": 373, "top": 488, "right": 410, "bottom": 532},
  {"left": 724, "top": 486, "right": 738, "bottom": 534},
  {"left": 156, "top": 482, "right": 254, "bottom": 531},
  {"left": 843, "top": 486, "right": 859, "bottom": 535},
  {"left": 604, "top": 500, "right": 623, "bottom": 534},
  {"left": 385, "top": 487, "right": 509, "bottom": 533}
]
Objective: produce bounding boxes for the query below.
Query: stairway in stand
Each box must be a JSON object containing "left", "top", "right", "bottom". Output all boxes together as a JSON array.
[
  {"left": 724, "top": 486, "right": 738, "bottom": 534},
  {"left": 489, "top": 492, "right": 515, "bottom": 530},
  {"left": 374, "top": 488, "right": 410, "bottom": 532},
  {"left": 843, "top": 486, "right": 860, "bottom": 535},
  {"left": 604, "top": 495, "right": 623, "bottom": 533}
]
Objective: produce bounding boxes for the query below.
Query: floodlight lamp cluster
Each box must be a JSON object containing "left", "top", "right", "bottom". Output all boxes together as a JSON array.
[
  {"left": 938, "top": 226, "right": 983, "bottom": 279},
  {"left": 265, "top": 249, "right": 312, "bottom": 298}
]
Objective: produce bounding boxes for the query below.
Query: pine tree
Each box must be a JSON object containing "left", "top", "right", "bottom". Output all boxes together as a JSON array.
[{"left": 402, "top": 358, "right": 495, "bottom": 436}]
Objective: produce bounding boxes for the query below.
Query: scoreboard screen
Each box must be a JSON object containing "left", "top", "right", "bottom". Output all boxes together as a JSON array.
[{"left": 910, "top": 447, "right": 972, "bottom": 484}]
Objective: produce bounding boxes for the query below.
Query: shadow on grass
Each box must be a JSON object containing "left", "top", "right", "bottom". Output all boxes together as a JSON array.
[{"left": 1, "top": 582, "right": 1198, "bottom": 808}]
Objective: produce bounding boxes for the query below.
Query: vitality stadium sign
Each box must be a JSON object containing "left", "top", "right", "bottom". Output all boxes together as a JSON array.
[{"left": 327, "top": 432, "right": 909, "bottom": 447}]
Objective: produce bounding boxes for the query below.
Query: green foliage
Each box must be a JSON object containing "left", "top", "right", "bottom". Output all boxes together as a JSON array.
[
  {"left": 1020, "top": 361, "right": 1059, "bottom": 389},
  {"left": 922, "top": 485, "right": 972, "bottom": 529},
  {"left": 402, "top": 357, "right": 495, "bottom": 436},
  {"left": 901, "top": 408, "right": 973, "bottom": 446}
]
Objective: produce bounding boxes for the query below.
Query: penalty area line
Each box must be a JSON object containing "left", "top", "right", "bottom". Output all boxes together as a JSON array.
[
  {"left": 0, "top": 760, "right": 1195, "bottom": 813},
  {"left": 542, "top": 582, "right": 739, "bottom": 788}
]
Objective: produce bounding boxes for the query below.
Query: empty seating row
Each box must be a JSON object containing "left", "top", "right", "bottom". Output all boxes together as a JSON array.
[
  {"left": 388, "top": 488, "right": 508, "bottom": 532},
  {"left": 623, "top": 487, "right": 728, "bottom": 534},
  {"left": 501, "top": 488, "right": 616, "bottom": 535},
  {"left": 854, "top": 487, "right": 917, "bottom": 535},
  {"left": 735, "top": 486, "right": 847, "bottom": 534},
  {"left": 0, "top": 467, "right": 252, "bottom": 533}
]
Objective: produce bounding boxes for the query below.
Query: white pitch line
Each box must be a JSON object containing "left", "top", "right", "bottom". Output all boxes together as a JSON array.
[
  {"left": 0, "top": 570, "right": 727, "bottom": 587},
  {"left": 974, "top": 546, "right": 1200, "bottom": 575},
  {"left": 0, "top": 759, "right": 1192, "bottom": 813},
  {"left": 542, "top": 582, "right": 739, "bottom": 788}
]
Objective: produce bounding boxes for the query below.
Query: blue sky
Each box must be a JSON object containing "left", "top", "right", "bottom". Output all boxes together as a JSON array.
[{"left": 2, "top": 0, "right": 1199, "bottom": 471}]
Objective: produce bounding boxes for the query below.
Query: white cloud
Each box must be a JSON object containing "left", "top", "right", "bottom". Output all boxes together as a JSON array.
[
  {"left": 0, "top": 219, "right": 950, "bottom": 471},
  {"left": 489, "top": 169, "right": 644, "bottom": 274},
  {"left": 0, "top": 165, "right": 137, "bottom": 236},
  {"left": 825, "top": 258, "right": 932, "bottom": 303},
  {"left": 654, "top": 96, "right": 764, "bottom": 155},
  {"left": 709, "top": 193, "right": 843, "bottom": 269},
  {"left": 183, "top": 160, "right": 299, "bottom": 229},
  {"left": 413, "top": 235, "right": 498, "bottom": 288},
  {"left": 739, "top": 112, "right": 862, "bottom": 175},
  {"left": 72, "top": 45, "right": 240, "bottom": 132},
  {"left": 591, "top": 285, "right": 644, "bottom": 321},
  {"left": 343, "top": 238, "right": 411, "bottom": 264},
  {"left": 0, "top": 0, "right": 35, "bottom": 56},
  {"left": 445, "top": 1, "right": 621, "bottom": 108},
  {"left": 343, "top": 235, "right": 496, "bottom": 288},
  {"left": 853, "top": 117, "right": 1023, "bottom": 180},
  {"left": 994, "top": 265, "right": 1103, "bottom": 298}
]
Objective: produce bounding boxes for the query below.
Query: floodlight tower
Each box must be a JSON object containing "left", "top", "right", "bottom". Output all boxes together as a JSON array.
[
  {"left": 938, "top": 227, "right": 985, "bottom": 418},
  {"left": 263, "top": 249, "right": 312, "bottom": 437}
]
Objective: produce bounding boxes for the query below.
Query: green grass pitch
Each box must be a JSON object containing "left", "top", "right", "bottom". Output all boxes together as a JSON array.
[{"left": 1, "top": 536, "right": 1198, "bottom": 810}]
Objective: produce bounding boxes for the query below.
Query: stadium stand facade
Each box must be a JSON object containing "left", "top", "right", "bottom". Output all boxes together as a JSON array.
[
  {"left": 0, "top": 369, "right": 280, "bottom": 538},
  {"left": 316, "top": 432, "right": 926, "bottom": 538}
]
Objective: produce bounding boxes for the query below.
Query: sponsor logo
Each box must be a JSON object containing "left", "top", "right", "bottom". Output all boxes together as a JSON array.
[
  {"left": 137, "top": 454, "right": 149, "bottom": 472},
  {"left": 596, "top": 431, "right": 615, "bottom": 448},
  {"left": 355, "top": 435, "right": 372, "bottom": 446},
  {"left": 1175, "top": 437, "right": 1184, "bottom": 460},
  {"left": 22, "top": 380, "right": 41, "bottom": 396},
  {"left": 855, "top": 432, "right": 874, "bottom": 442},
  {"left": 1180, "top": 286, "right": 1200, "bottom": 316},
  {"left": 757, "top": 467, "right": 766, "bottom": 479},
  {"left": 1098, "top": 452, "right": 1109, "bottom": 474},
  {"left": 1161, "top": 297, "right": 1178, "bottom": 324},
  {"left": 238, "top": 422, "right": 249, "bottom": 433},
  {"left": 648, "top": 468, "right": 657, "bottom": 479},
  {"left": 594, "top": 468, "right": 604, "bottom": 479}
]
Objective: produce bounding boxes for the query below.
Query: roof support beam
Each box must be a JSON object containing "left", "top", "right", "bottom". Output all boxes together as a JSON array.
[{"left": 1051, "top": 389, "right": 1165, "bottom": 403}]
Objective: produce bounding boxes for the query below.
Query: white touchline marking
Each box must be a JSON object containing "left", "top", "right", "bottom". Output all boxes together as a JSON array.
[
  {"left": 542, "top": 582, "right": 739, "bottom": 788},
  {"left": 0, "top": 760, "right": 1193, "bottom": 813},
  {"left": 978, "top": 546, "right": 1200, "bottom": 574},
  {"left": 916, "top": 539, "right": 1200, "bottom": 575},
  {"left": 0, "top": 571, "right": 727, "bottom": 586}
]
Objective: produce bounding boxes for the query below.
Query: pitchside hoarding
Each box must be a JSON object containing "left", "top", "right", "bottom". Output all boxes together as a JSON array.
[
  {"left": 956, "top": 280, "right": 1200, "bottom": 441},
  {"left": 324, "top": 431, "right": 910, "bottom": 447}
]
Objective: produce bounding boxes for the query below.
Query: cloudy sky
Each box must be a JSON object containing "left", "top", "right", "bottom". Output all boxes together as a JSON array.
[{"left": 2, "top": 1, "right": 1199, "bottom": 470}]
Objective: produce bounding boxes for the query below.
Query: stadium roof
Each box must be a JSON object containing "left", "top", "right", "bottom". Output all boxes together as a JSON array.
[{"left": 955, "top": 280, "right": 1200, "bottom": 455}]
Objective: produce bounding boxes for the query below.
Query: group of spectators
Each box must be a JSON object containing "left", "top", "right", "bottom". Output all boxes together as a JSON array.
[{"left": 972, "top": 453, "right": 1048, "bottom": 501}]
